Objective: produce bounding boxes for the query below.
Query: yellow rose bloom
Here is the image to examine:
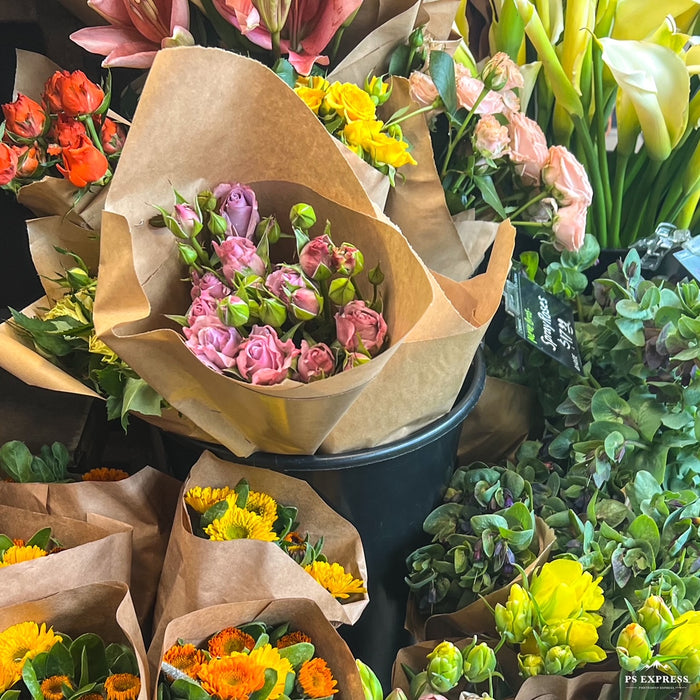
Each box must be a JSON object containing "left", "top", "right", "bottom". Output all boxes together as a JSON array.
[
  {"left": 343, "top": 120, "right": 417, "bottom": 169},
  {"left": 43, "top": 297, "right": 89, "bottom": 325},
  {"left": 323, "top": 82, "right": 377, "bottom": 123},
  {"left": 88, "top": 334, "right": 119, "bottom": 363},
  {"left": 295, "top": 75, "right": 329, "bottom": 91},
  {"left": 294, "top": 86, "right": 327, "bottom": 115}
]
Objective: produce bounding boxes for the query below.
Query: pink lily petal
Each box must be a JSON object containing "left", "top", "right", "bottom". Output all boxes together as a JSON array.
[
  {"left": 125, "top": 0, "right": 171, "bottom": 43},
  {"left": 286, "top": 49, "right": 329, "bottom": 75},
  {"left": 212, "top": 0, "right": 259, "bottom": 33},
  {"left": 87, "top": 0, "right": 131, "bottom": 26},
  {"left": 70, "top": 25, "right": 156, "bottom": 57},
  {"left": 169, "top": 0, "right": 191, "bottom": 33},
  {"left": 105, "top": 45, "right": 159, "bottom": 68},
  {"left": 298, "top": 0, "right": 363, "bottom": 56}
]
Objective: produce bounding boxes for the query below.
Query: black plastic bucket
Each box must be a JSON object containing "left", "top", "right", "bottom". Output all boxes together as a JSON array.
[{"left": 161, "top": 349, "right": 486, "bottom": 686}]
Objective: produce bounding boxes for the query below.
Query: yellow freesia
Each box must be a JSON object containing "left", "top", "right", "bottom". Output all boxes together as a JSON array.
[
  {"left": 599, "top": 36, "right": 689, "bottom": 160},
  {"left": 612, "top": 0, "right": 700, "bottom": 40}
]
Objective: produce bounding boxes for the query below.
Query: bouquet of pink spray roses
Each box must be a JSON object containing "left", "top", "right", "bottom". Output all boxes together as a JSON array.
[{"left": 156, "top": 182, "right": 388, "bottom": 386}]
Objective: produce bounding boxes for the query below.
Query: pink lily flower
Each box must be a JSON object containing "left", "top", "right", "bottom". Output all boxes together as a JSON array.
[
  {"left": 70, "top": 0, "right": 193, "bottom": 69},
  {"left": 211, "top": 0, "right": 362, "bottom": 75}
]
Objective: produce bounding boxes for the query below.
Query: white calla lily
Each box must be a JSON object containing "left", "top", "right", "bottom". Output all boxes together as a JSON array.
[{"left": 599, "top": 36, "right": 689, "bottom": 160}]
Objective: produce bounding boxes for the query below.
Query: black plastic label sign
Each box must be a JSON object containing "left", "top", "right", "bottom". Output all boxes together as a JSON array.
[{"left": 504, "top": 271, "right": 583, "bottom": 374}]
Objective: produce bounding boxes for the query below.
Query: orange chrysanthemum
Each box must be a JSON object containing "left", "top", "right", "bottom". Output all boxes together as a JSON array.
[
  {"left": 40, "top": 674, "right": 72, "bottom": 700},
  {"left": 11, "top": 539, "right": 24, "bottom": 547},
  {"left": 104, "top": 673, "right": 140, "bottom": 700},
  {"left": 304, "top": 561, "right": 367, "bottom": 599},
  {"left": 208, "top": 627, "right": 255, "bottom": 657},
  {"left": 82, "top": 468, "right": 129, "bottom": 482},
  {"left": 0, "top": 546, "right": 47, "bottom": 567},
  {"left": 197, "top": 656, "right": 265, "bottom": 700},
  {"left": 297, "top": 658, "right": 338, "bottom": 698},
  {"left": 276, "top": 631, "right": 312, "bottom": 649},
  {"left": 163, "top": 643, "right": 207, "bottom": 678}
]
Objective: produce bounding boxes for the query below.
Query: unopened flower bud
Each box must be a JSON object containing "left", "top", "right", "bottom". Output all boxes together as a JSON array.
[
  {"left": 65, "top": 266, "right": 92, "bottom": 289},
  {"left": 174, "top": 203, "right": 202, "bottom": 238},
  {"left": 177, "top": 243, "right": 199, "bottom": 267},
  {"left": 462, "top": 640, "right": 497, "bottom": 684},
  {"left": 259, "top": 297, "right": 287, "bottom": 328},
  {"left": 368, "top": 263, "right": 384, "bottom": 286},
  {"left": 333, "top": 242, "right": 364, "bottom": 277},
  {"left": 481, "top": 52, "right": 523, "bottom": 92},
  {"left": 299, "top": 235, "right": 333, "bottom": 280},
  {"left": 494, "top": 584, "right": 533, "bottom": 645},
  {"left": 208, "top": 211, "right": 228, "bottom": 238},
  {"left": 409, "top": 25, "right": 424, "bottom": 49},
  {"left": 364, "top": 75, "right": 391, "bottom": 106},
  {"left": 426, "top": 641, "right": 462, "bottom": 692},
  {"left": 637, "top": 596, "right": 675, "bottom": 645},
  {"left": 409, "top": 671, "right": 430, "bottom": 700},
  {"left": 518, "top": 654, "right": 545, "bottom": 678},
  {"left": 290, "top": 287, "right": 322, "bottom": 320},
  {"left": 328, "top": 277, "right": 357, "bottom": 306},
  {"left": 384, "top": 690, "right": 408, "bottom": 700},
  {"left": 543, "top": 645, "right": 578, "bottom": 676},
  {"left": 256, "top": 216, "right": 281, "bottom": 245},
  {"left": 616, "top": 623, "right": 653, "bottom": 672},
  {"left": 197, "top": 190, "right": 217, "bottom": 212},
  {"left": 217, "top": 295, "right": 250, "bottom": 327},
  {"left": 343, "top": 351, "right": 371, "bottom": 371},
  {"left": 385, "top": 123, "right": 404, "bottom": 141},
  {"left": 290, "top": 203, "right": 317, "bottom": 230}
]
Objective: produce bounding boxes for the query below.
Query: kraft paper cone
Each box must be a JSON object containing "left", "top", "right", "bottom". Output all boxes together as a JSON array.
[
  {"left": 151, "top": 598, "right": 365, "bottom": 700},
  {"left": 0, "top": 467, "right": 180, "bottom": 629},
  {"left": 321, "top": 219, "right": 514, "bottom": 452},
  {"left": 407, "top": 518, "right": 556, "bottom": 642},
  {"left": 152, "top": 451, "right": 368, "bottom": 654},
  {"left": 0, "top": 504, "right": 132, "bottom": 607},
  {"left": 95, "top": 46, "right": 435, "bottom": 456},
  {"left": 514, "top": 672, "right": 620, "bottom": 700},
  {"left": 0, "top": 582, "right": 149, "bottom": 700}
]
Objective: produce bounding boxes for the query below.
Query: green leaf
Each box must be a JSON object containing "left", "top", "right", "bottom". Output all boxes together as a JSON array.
[
  {"left": 596, "top": 499, "right": 631, "bottom": 527},
  {"left": 429, "top": 50, "right": 457, "bottom": 114},
  {"left": 70, "top": 634, "right": 108, "bottom": 685},
  {"left": 0, "top": 691, "right": 21, "bottom": 700},
  {"left": 625, "top": 471, "right": 662, "bottom": 514},
  {"left": 272, "top": 58, "right": 295, "bottom": 88},
  {"left": 0, "top": 534, "right": 14, "bottom": 557},
  {"left": 634, "top": 400, "right": 665, "bottom": 442},
  {"left": 249, "top": 668, "right": 278, "bottom": 700},
  {"left": 473, "top": 175, "right": 507, "bottom": 218},
  {"left": 45, "top": 641, "right": 75, "bottom": 678},
  {"left": 604, "top": 431, "right": 625, "bottom": 462},
  {"left": 616, "top": 299, "right": 650, "bottom": 320},
  {"left": 423, "top": 503, "right": 462, "bottom": 539},
  {"left": 470, "top": 513, "right": 509, "bottom": 535},
  {"left": 0, "top": 440, "right": 34, "bottom": 482},
  {"left": 614, "top": 318, "right": 645, "bottom": 346},
  {"left": 105, "top": 644, "right": 139, "bottom": 676},
  {"left": 629, "top": 514, "right": 661, "bottom": 555},
  {"left": 591, "top": 388, "right": 631, "bottom": 422},
  {"left": 388, "top": 44, "right": 411, "bottom": 76},
  {"left": 27, "top": 527, "right": 52, "bottom": 550},
  {"left": 170, "top": 679, "right": 211, "bottom": 700},
  {"left": 277, "top": 642, "right": 315, "bottom": 669},
  {"left": 199, "top": 499, "right": 230, "bottom": 530},
  {"left": 120, "top": 377, "right": 162, "bottom": 430},
  {"left": 22, "top": 661, "right": 43, "bottom": 700},
  {"left": 519, "top": 251, "right": 539, "bottom": 280}
]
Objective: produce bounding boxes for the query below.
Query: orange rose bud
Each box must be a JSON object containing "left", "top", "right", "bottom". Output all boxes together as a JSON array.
[
  {"left": 100, "top": 117, "right": 126, "bottom": 155},
  {"left": 13, "top": 145, "right": 40, "bottom": 177},
  {"left": 2, "top": 94, "right": 46, "bottom": 139},
  {"left": 0, "top": 142, "right": 18, "bottom": 185},
  {"left": 52, "top": 114, "right": 89, "bottom": 149},
  {"left": 43, "top": 70, "right": 104, "bottom": 116},
  {"left": 57, "top": 134, "right": 109, "bottom": 187}
]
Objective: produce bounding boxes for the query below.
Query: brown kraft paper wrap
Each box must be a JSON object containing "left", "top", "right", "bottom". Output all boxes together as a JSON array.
[
  {"left": 94, "top": 46, "right": 436, "bottom": 457},
  {"left": 0, "top": 581, "right": 149, "bottom": 700},
  {"left": 513, "top": 672, "right": 620, "bottom": 700},
  {"left": 0, "top": 215, "right": 218, "bottom": 443},
  {"left": 0, "top": 467, "right": 180, "bottom": 629},
  {"left": 0, "top": 504, "right": 132, "bottom": 607},
  {"left": 405, "top": 517, "right": 555, "bottom": 642},
  {"left": 152, "top": 452, "right": 368, "bottom": 655},
  {"left": 150, "top": 598, "right": 365, "bottom": 700}
]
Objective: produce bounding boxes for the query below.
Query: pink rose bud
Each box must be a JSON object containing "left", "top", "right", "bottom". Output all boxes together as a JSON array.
[
  {"left": 482, "top": 52, "right": 525, "bottom": 91},
  {"left": 299, "top": 235, "right": 334, "bottom": 280},
  {"left": 455, "top": 74, "right": 505, "bottom": 115},
  {"left": 217, "top": 294, "right": 250, "bottom": 327},
  {"left": 265, "top": 265, "right": 306, "bottom": 302},
  {"left": 332, "top": 243, "right": 364, "bottom": 276},
  {"left": 296, "top": 339, "right": 336, "bottom": 382},
  {"left": 473, "top": 114, "right": 510, "bottom": 159},
  {"left": 183, "top": 314, "right": 241, "bottom": 372},
  {"left": 552, "top": 201, "right": 587, "bottom": 252},
  {"left": 187, "top": 292, "right": 219, "bottom": 323},
  {"left": 290, "top": 287, "right": 322, "bottom": 320},
  {"left": 408, "top": 71, "right": 439, "bottom": 107},
  {"left": 212, "top": 182, "right": 261, "bottom": 239},
  {"left": 343, "top": 351, "right": 372, "bottom": 371},
  {"left": 335, "top": 300, "right": 388, "bottom": 356},
  {"left": 191, "top": 271, "right": 231, "bottom": 301},
  {"left": 235, "top": 325, "right": 300, "bottom": 385},
  {"left": 259, "top": 297, "right": 287, "bottom": 328},
  {"left": 542, "top": 145, "right": 594, "bottom": 207},
  {"left": 213, "top": 235, "right": 267, "bottom": 282},
  {"left": 174, "top": 203, "right": 202, "bottom": 238},
  {"left": 507, "top": 112, "right": 550, "bottom": 185}
]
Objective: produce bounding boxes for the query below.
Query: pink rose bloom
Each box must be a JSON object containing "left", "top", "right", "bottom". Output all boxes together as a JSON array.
[
  {"left": 409, "top": 71, "right": 439, "bottom": 107},
  {"left": 183, "top": 314, "right": 241, "bottom": 372},
  {"left": 500, "top": 89, "right": 521, "bottom": 117},
  {"left": 296, "top": 340, "right": 336, "bottom": 382},
  {"left": 299, "top": 234, "right": 334, "bottom": 279},
  {"left": 542, "top": 145, "right": 594, "bottom": 207},
  {"left": 187, "top": 292, "right": 219, "bottom": 322},
  {"left": 473, "top": 114, "right": 510, "bottom": 159},
  {"left": 507, "top": 112, "right": 550, "bottom": 185},
  {"left": 335, "top": 300, "right": 388, "bottom": 356},
  {"left": 235, "top": 325, "right": 300, "bottom": 385},
  {"left": 174, "top": 203, "right": 201, "bottom": 237},
  {"left": 213, "top": 182, "right": 261, "bottom": 239},
  {"left": 455, "top": 75, "right": 505, "bottom": 115},
  {"left": 343, "top": 351, "right": 371, "bottom": 371},
  {"left": 265, "top": 265, "right": 305, "bottom": 302},
  {"left": 213, "top": 235, "right": 266, "bottom": 282},
  {"left": 191, "top": 271, "right": 231, "bottom": 301},
  {"left": 553, "top": 201, "right": 587, "bottom": 252}
]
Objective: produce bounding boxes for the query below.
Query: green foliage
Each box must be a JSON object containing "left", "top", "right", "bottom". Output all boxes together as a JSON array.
[{"left": 0, "top": 440, "right": 73, "bottom": 483}]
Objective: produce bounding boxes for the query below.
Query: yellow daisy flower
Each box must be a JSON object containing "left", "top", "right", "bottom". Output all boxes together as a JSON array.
[
  {"left": 205, "top": 506, "right": 278, "bottom": 542},
  {"left": 0, "top": 660, "right": 16, "bottom": 693},
  {"left": 244, "top": 491, "right": 278, "bottom": 527},
  {"left": 243, "top": 644, "right": 293, "bottom": 700},
  {"left": 0, "top": 622, "right": 61, "bottom": 680},
  {"left": 304, "top": 561, "right": 367, "bottom": 599},
  {"left": 0, "top": 546, "right": 48, "bottom": 567},
  {"left": 184, "top": 486, "right": 231, "bottom": 514}
]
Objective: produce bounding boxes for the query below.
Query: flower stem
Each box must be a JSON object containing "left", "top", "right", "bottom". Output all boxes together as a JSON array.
[
  {"left": 82, "top": 114, "right": 105, "bottom": 155},
  {"left": 440, "top": 89, "right": 489, "bottom": 179},
  {"left": 592, "top": 42, "right": 612, "bottom": 221},
  {"left": 384, "top": 102, "right": 436, "bottom": 129},
  {"left": 509, "top": 190, "right": 549, "bottom": 221},
  {"left": 610, "top": 152, "right": 628, "bottom": 249}
]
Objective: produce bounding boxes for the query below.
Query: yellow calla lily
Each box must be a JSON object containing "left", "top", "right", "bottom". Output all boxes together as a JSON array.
[
  {"left": 685, "top": 43, "right": 700, "bottom": 75},
  {"left": 599, "top": 36, "right": 689, "bottom": 160},
  {"left": 535, "top": 0, "right": 564, "bottom": 42},
  {"left": 612, "top": 0, "right": 700, "bottom": 41},
  {"left": 454, "top": 0, "right": 469, "bottom": 40},
  {"left": 644, "top": 16, "right": 691, "bottom": 54}
]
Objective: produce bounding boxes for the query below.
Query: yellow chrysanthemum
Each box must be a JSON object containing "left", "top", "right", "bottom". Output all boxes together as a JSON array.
[
  {"left": 241, "top": 644, "right": 293, "bottom": 700},
  {"left": 0, "top": 545, "right": 47, "bottom": 567},
  {"left": 104, "top": 673, "right": 140, "bottom": 700},
  {"left": 205, "top": 506, "right": 278, "bottom": 542},
  {"left": 295, "top": 76, "right": 329, "bottom": 91},
  {"left": 163, "top": 643, "right": 207, "bottom": 678},
  {"left": 244, "top": 491, "right": 278, "bottom": 527},
  {"left": 40, "top": 674, "right": 73, "bottom": 700},
  {"left": 197, "top": 656, "right": 265, "bottom": 700},
  {"left": 297, "top": 658, "right": 338, "bottom": 698},
  {"left": 184, "top": 486, "right": 231, "bottom": 514},
  {"left": 208, "top": 627, "right": 255, "bottom": 657},
  {"left": 81, "top": 468, "right": 129, "bottom": 482},
  {"left": 0, "top": 622, "right": 61, "bottom": 680},
  {"left": 0, "top": 661, "right": 16, "bottom": 693},
  {"left": 304, "top": 561, "right": 367, "bottom": 600}
]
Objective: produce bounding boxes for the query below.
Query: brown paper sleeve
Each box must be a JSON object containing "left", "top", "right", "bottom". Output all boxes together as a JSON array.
[
  {"left": 0, "top": 582, "right": 149, "bottom": 700},
  {"left": 513, "top": 672, "right": 620, "bottom": 700},
  {"left": 152, "top": 598, "right": 365, "bottom": 700},
  {"left": 152, "top": 452, "right": 368, "bottom": 653}
]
